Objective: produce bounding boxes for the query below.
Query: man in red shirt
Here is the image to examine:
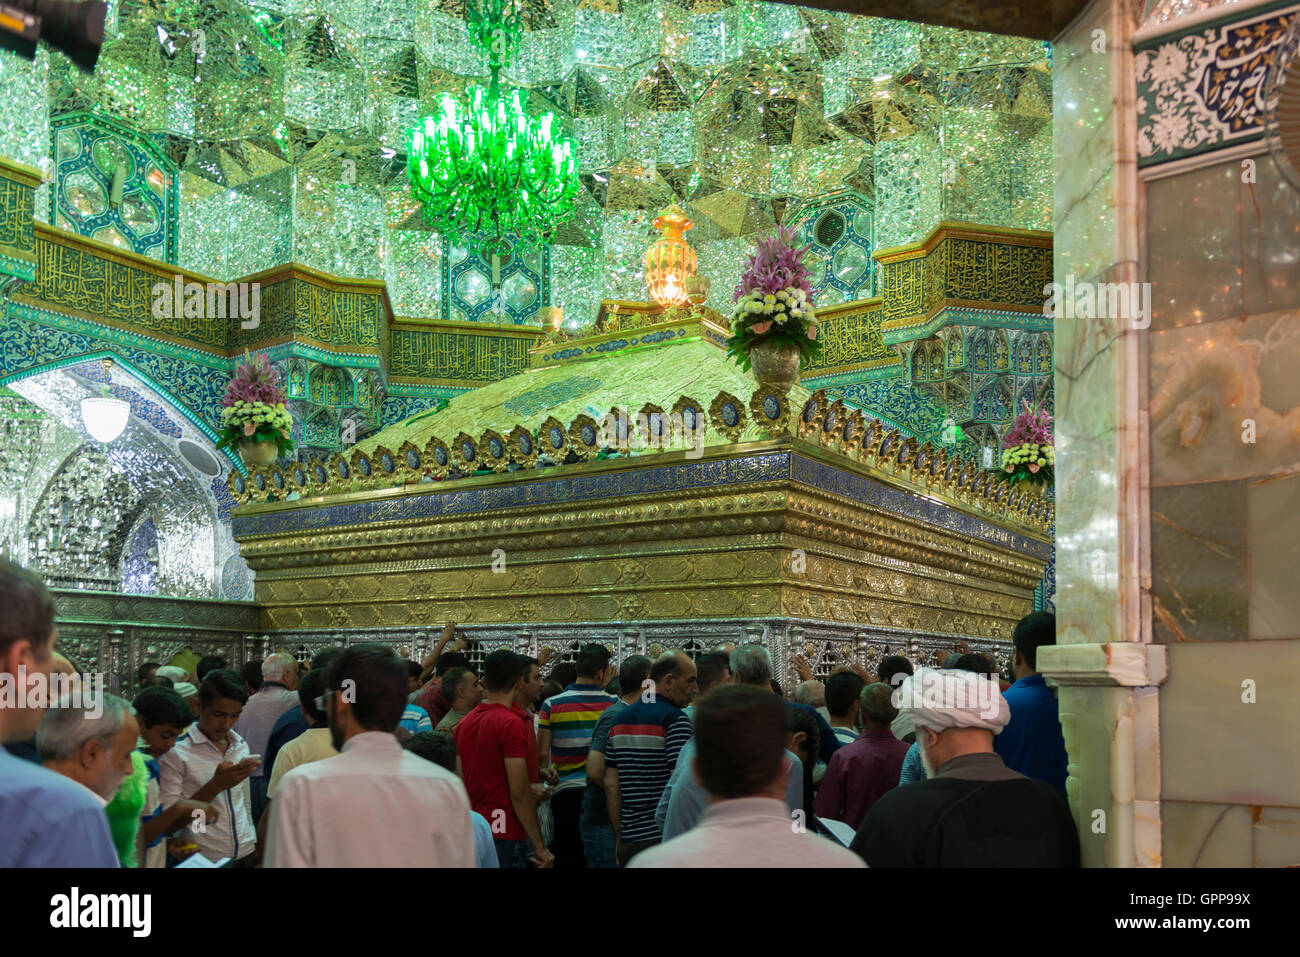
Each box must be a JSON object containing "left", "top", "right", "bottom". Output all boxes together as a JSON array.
[
  {"left": 814, "top": 682, "right": 910, "bottom": 830},
  {"left": 454, "top": 650, "right": 554, "bottom": 868}
]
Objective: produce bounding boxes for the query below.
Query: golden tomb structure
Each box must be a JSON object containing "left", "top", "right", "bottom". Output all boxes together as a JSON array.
[{"left": 230, "top": 305, "right": 1052, "bottom": 684}]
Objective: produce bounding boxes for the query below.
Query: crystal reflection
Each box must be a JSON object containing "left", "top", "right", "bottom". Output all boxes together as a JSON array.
[{"left": 5, "top": 370, "right": 229, "bottom": 598}]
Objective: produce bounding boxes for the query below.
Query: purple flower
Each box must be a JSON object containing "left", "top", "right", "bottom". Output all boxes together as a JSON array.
[
  {"left": 735, "top": 224, "right": 815, "bottom": 301},
  {"left": 1001, "top": 400, "right": 1054, "bottom": 449},
  {"left": 223, "top": 350, "right": 287, "bottom": 409}
]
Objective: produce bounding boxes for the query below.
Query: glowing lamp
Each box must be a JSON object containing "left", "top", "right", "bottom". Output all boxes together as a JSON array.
[{"left": 644, "top": 204, "right": 698, "bottom": 309}]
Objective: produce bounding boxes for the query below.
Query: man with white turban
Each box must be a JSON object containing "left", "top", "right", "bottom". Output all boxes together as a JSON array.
[
  {"left": 849, "top": 668, "right": 1079, "bottom": 867},
  {"left": 156, "top": 665, "right": 190, "bottom": 685},
  {"left": 172, "top": 682, "right": 199, "bottom": 717}
]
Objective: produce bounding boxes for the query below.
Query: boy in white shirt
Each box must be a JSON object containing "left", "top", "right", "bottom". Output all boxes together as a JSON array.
[{"left": 133, "top": 686, "right": 219, "bottom": 866}]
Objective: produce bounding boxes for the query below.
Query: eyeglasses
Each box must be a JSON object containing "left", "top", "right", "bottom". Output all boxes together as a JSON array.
[{"left": 313, "top": 691, "right": 334, "bottom": 713}]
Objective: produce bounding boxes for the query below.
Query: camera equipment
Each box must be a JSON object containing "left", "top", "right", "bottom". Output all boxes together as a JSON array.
[{"left": 0, "top": 0, "right": 106, "bottom": 73}]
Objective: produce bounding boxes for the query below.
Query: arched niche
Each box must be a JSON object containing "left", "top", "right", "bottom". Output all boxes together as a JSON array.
[{"left": 0, "top": 357, "right": 246, "bottom": 600}]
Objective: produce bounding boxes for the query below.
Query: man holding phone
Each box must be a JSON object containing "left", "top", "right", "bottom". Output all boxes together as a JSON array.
[{"left": 159, "top": 669, "right": 261, "bottom": 866}]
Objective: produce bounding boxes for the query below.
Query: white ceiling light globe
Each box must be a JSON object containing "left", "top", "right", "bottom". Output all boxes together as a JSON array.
[{"left": 80, "top": 395, "right": 130, "bottom": 443}]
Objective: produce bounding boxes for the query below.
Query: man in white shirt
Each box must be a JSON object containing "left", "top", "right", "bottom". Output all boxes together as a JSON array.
[
  {"left": 265, "top": 643, "right": 475, "bottom": 868},
  {"left": 631, "top": 684, "right": 864, "bottom": 869},
  {"left": 234, "top": 652, "right": 300, "bottom": 825},
  {"left": 159, "top": 669, "right": 261, "bottom": 866}
]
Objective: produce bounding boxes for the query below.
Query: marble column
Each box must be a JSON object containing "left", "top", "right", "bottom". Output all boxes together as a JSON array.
[
  {"left": 1135, "top": 1, "right": 1300, "bottom": 864},
  {"left": 1039, "top": 0, "right": 1164, "bottom": 867}
]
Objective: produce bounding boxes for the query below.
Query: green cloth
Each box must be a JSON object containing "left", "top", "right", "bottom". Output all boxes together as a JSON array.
[{"left": 104, "top": 750, "right": 149, "bottom": 867}]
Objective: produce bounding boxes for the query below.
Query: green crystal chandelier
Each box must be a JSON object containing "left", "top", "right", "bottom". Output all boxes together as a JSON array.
[{"left": 407, "top": 0, "right": 579, "bottom": 244}]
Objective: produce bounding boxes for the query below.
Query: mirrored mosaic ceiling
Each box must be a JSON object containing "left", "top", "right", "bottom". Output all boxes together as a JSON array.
[
  {"left": 1139, "top": 0, "right": 1248, "bottom": 28},
  {"left": 0, "top": 369, "right": 246, "bottom": 601},
  {"left": 0, "top": 0, "right": 1050, "bottom": 327}
]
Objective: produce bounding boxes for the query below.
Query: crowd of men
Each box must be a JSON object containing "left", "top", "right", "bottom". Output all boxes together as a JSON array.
[{"left": 0, "top": 556, "right": 1079, "bottom": 868}]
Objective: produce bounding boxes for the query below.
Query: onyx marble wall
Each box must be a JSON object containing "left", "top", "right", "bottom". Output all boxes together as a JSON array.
[
  {"left": 1143, "top": 78, "right": 1300, "bottom": 865},
  {"left": 1147, "top": 149, "right": 1300, "bottom": 650},
  {"left": 1044, "top": 0, "right": 1300, "bottom": 868}
]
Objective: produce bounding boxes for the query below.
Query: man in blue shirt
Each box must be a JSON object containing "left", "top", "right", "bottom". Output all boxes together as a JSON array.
[
  {"left": 0, "top": 559, "right": 119, "bottom": 867},
  {"left": 658, "top": 644, "right": 805, "bottom": 839},
  {"left": 993, "top": 611, "right": 1068, "bottom": 797}
]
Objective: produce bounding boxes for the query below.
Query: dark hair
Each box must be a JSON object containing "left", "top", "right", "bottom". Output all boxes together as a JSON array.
[
  {"left": 0, "top": 559, "right": 54, "bottom": 660},
  {"left": 604, "top": 677, "right": 621, "bottom": 695},
  {"left": 326, "top": 644, "right": 407, "bottom": 733},
  {"left": 878, "top": 655, "right": 914, "bottom": 687},
  {"left": 1013, "top": 611, "right": 1055, "bottom": 671},
  {"left": 143, "top": 675, "right": 174, "bottom": 689},
  {"left": 482, "top": 648, "right": 525, "bottom": 693},
  {"left": 406, "top": 731, "right": 457, "bottom": 773},
  {"left": 241, "top": 660, "right": 264, "bottom": 692},
  {"left": 196, "top": 655, "right": 229, "bottom": 683},
  {"left": 406, "top": 660, "right": 423, "bottom": 680},
  {"left": 859, "top": 682, "right": 898, "bottom": 728},
  {"left": 299, "top": 668, "right": 329, "bottom": 724},
  {"left": 575, "top": 643, "right": 611, "bottom": 681},
  {"left": 550, "top": 661, "right": 577, "bottom": 688},
  {"left": 784, "top": 703, "right": 820, "bottom": 806},
  {"left": 435, "top": 651, "right": 469, "bottom": 677},
  {"left": 769, "top": 679, "right": 785, "bottom": 699},
  {"left": 649, "top": 652, "right": 685, "bottom": 685},
  {"left": 199, "top": 669, "right": 249, "bottom": 708},
  {"left": 540, "top": 679, "right": 564, "bottom": 703},
  {"left": 132, "top": 686, "right": 192, "bottom": 729},
  {"left": 440, "top": 666, "right": 473, "bottom": 704},
  {"left": 696, "top": 651, "right": 732, "bottom": 691},
  {"left": 694, "top": 685, "right": 786, "bottom": 799},
  {"left": 137, "top": 662, "right": 160, "bottom": 684},
  {"left": 311, "top": 646, "right": 344, "bottom": 672},
  {"left": 825, "top": 671, "right": 865, "bottom": 718},
  {"left": 618, "top": 655, "right": 651, "bottom": 696},
  {"left": 952, "top": 653, "right": 996, "bottom": 676},
  {"left": 941, "top": 652, "right": 962, "bottom": 668}
]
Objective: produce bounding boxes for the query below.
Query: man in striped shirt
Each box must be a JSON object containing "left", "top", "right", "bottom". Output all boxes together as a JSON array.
[
  {"left": 604, "top": 650, "right": 697, "bottom": 867},
  {"left": 537, "top": 643, "right": 615, "bottom": 868}
]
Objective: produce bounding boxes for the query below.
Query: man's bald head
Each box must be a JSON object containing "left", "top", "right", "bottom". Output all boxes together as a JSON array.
[{"left": 650, "top": 651, "right": 698, "bottom": 709}]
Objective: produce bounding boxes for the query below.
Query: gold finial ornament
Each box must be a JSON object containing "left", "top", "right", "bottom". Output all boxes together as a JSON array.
[{"left": 685, "top": 275, "right": 711, "bottom": 305}]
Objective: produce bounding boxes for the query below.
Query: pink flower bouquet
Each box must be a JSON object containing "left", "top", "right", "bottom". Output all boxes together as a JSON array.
[
  {"left": 998, "top": 400, "right": 1054, "bottom": 485},
  {"left": 725, "top": 225, "right": 823, "bottom": 372},
  {"left": 215, "top": 351, "right": 295, "bottom": 456}
]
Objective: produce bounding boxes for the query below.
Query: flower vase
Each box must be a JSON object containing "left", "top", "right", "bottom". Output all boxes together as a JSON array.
[
  {"left": 748, "top": 339, "right": 802, "bottom": 393},
  {"left": 238, "top": 438, "right": 279, "bottom": 468}
]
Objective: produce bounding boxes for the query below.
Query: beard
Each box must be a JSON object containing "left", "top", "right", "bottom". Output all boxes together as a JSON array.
[
  {"left": 918, "top": 738, "right": 937, "bottom": 779},
  {"left": 95, "top": 770, "right": 128, "bottom": 802},
  {"left": 329, "top": 719, "right": 344, "bottom": 752}
]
